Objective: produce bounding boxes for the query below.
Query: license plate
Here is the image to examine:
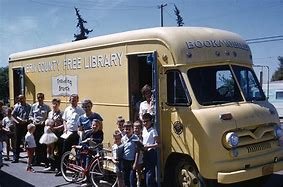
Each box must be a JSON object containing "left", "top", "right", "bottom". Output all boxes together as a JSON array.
[{"left": 262, "top": 164, "right": 274, "bottom": 175}]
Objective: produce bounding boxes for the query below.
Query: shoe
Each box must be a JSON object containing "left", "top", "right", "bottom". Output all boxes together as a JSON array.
[
  {"left": 11, "top": 159, "right": 19, "bottom": 163},
  {"left": 81, "top": 183, "right": 91, "bottom": 187},
  {"left": 55, "top": 171, "right": 62, "bottom": 176},
  {"left": 26, "top": 167, "right": 35, "bottom": 173},
  {"left": 4, "top": 158, "right": 10, "bottom": 161},
  {"left": 43, "top": 166, "right": 55, "bottom": 172}
]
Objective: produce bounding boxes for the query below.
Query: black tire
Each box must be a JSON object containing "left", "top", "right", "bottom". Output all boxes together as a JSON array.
[
  {"left": 166, "top": 158, "right": 205, "bottom": 187},
  {"left": 60, "top": 150, "right": 85, "bottom": 183},
  {"left": 89, "top": 158, "right": 104, "bottom": 187},
  {"left": 89, "top": 158, "right": 118, "bottom": 187}
]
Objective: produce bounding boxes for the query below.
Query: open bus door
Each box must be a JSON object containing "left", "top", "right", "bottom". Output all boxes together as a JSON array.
[
  {"left": 127, "top": 51, "right": 161, "bottom": 186},
  {"left": 13, "top": 67, "right": 25, "bottom": 103}
]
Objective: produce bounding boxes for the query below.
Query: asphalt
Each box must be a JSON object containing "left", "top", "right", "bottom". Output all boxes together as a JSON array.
[{"left": 0, "top": 150, "right": 79, "bottom": 187}]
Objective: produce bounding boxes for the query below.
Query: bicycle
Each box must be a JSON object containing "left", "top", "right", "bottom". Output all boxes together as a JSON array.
[{"left": 60, "top": 139, "right": 118, "bottom": 187}]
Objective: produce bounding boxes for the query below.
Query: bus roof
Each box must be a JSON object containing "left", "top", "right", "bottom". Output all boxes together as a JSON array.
[{"left": 9, "top": 27, "right": 252, "bottom": 66}]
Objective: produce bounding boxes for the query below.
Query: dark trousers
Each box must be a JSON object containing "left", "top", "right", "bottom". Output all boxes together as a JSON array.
[
  {"left": 50, "top": 131, "right": 63, "bottom": 170},
  {"left": 62, "top": 132, "right": 79, "bottom": 154},
  {"left": 15, "top": 124, "right": 27, "bottom": 160},
  {"left": 33, "top": 124, "right": 46, "bottom": 164},
  {"left": 122, "top": 159, "right": 136, "bottom": 187},
  {"left": 143, "top": 149, "right": 157, "bottom": 187},
  {"left": 53, "top": 137, "right": 64, "bottom": 171}
]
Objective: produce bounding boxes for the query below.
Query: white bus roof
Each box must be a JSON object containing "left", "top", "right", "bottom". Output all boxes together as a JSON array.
[{"left": 9, "top": 27, "right": 252, "bottom": 66}]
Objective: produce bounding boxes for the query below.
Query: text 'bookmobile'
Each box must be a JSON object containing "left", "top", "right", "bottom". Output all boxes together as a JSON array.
[{"left": 9, "top": 27, "right": 283, "bottom": 186}]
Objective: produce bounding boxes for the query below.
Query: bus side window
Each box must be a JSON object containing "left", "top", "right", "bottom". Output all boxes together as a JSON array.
[
  {"left": 276, "top": 91, "right": 283, "bottom": 100},
  {"left": 166, "top": 70, "right": 190, "bottom": 106}
]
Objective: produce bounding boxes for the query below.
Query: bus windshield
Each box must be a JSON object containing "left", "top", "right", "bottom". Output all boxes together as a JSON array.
[
  {"left": 231, "top": 65, "right": 266, "bottom": 102},
  {"left": 187, "top": 65, "right": 265, "bottom": 106}
]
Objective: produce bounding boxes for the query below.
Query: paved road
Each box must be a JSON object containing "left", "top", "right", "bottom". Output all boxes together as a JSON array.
[
  {"left": 0, "top": 151, "right": 79, "bottom": 187},
  {"left": 0, "top": 151, "right": 283, "bottom": 187}
]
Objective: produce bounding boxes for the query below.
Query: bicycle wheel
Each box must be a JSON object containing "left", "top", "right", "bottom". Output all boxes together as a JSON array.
[
  {"left": 90, "top": 158, "right": 118, "bottom": 187},
  {"left": 100, "top": 170, "right": 118, "bottom": 187},
  {"left": 61, "top": 150, "right": 85, "bottom": 182},
  {"left": 89, "top": 158, "right": 104, "bottom": 187}
]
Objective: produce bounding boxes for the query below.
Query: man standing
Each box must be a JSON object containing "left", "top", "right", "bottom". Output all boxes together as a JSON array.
[
  {"left": 62, "top": 94, "right": 85, "bottom": 152},
  {"left": 11, "top": 95, "right": 31, "bottom": 163},
  {"left": 29, "top": 93, "right": 51, "bottom": 166},
  {"left": 55, "top": 94, "right": 84, "bottom": 176}
]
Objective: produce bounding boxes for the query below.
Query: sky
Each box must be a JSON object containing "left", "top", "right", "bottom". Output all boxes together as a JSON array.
[{"left": 0, "top": 0, "right": 282, "bottom": 83}]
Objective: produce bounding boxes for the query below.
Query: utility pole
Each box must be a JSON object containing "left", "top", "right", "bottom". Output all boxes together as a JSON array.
[{"left": 158, "top": 3, "right": 167, "bottom": 27}]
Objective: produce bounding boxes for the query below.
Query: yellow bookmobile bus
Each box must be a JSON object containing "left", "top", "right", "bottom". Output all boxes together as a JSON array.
[{"left": 9, "top": 27, "right": 283, "bottom": 186}]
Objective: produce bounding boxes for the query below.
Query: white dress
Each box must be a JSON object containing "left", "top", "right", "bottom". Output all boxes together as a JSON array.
[{"left": 39, "top": 126, "right": 58, "bottom": 145}]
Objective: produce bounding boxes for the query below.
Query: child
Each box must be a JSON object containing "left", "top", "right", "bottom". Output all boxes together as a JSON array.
[
  {"left": 39, "top": 119, "right": 58, "bottom": 160},
  {"left": 0, "top": 121, "right": 6, "bottom": 168},
  {"left": 142, "top": 113, "right": 160, "bottom": 187},
  {"left": 121, "top": 121, "right": 139, "bottom": 187},
  {"left": 25, "top": 123, "right": 36, "bottom": 172},
  {"left": 2, "top": 108, "right": 15, "bottom": 161},
  {"left": 133, "top": 120, "right": 144, "bottom": 187},
  {"left": 116, "top": 116, "right": 125, "bottom": 137},
  {"left": 112, "top": 130, "right": 125, "bottom": 187},
  {"left": 82, "top": 119, "right": 104, "bottom": 144}
]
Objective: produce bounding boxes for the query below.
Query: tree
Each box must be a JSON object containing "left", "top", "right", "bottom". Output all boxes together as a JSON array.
[
  {"left": 174, "top": 4, "right": 184, "bottom": 27},
  {"left": 271, "top": 56, "right": 283, "bottom": 81},
  {"left": 0, "top": 66, "right": 9, "bottom": 104},
  {"left": 73, "top": 7, "right": 93, "bottom": 41}
]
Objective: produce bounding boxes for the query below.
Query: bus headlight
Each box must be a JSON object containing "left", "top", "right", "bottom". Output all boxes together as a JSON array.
[
  {"left": 225, "top": 132, "right": 239, "bottom": 148},
  {"left": 274, "top": 125, "right": 283, "bottom": 138}
]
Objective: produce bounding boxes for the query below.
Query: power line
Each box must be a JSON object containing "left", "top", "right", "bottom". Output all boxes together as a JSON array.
[
  {"left": 247, "top": 38, "right": 283, "bottom": 44},
  {"left": 246, "top": 35, "right": 283, "bottom": 44},
  {"left": 246, "top": 35, "right": 283, "bottom": 41}
]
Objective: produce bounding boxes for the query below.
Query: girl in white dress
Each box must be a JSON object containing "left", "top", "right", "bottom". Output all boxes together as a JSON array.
[{"left": 39, "top": 119, "right": 58, "bottom": 158}]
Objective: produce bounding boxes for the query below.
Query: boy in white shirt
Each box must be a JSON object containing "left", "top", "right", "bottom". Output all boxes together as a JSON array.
[{"left": 142, "top": 113, "right": 160, "bottom": 187}]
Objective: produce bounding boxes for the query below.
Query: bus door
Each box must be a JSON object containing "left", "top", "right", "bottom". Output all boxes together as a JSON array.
[
  {"left": 128, "top": 51, "right": 161, "bottom": 185},
  {"left": 127, "top": 52, "right": 154, "bottom": 121},
  {"left": 13, "top": 67, "right": 25, "bottom": 102},
  {"left": 160, "top": 68, "right": 194, "bottom": 159}
]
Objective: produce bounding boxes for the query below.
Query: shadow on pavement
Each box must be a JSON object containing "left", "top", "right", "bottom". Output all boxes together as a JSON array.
[{"left": 0, "top": 170, "right": 35, "bottom": 187}]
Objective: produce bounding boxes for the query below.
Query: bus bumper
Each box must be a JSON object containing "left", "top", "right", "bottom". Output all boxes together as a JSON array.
[{"left": 217, "top": 160, "right": 283, "bottom": 184}]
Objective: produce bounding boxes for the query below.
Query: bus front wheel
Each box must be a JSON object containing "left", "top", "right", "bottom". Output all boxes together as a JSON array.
[{"left": 167, "top": 158, "right": 205, "bottom": 187}]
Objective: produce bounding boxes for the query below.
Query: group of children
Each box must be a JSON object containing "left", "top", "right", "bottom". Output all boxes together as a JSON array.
[
  {"left": 112, "top": 113, "right": 159, "bottom": 187},
  {"left": 1, "top": 101, "right": 159, "bottom": 187}
]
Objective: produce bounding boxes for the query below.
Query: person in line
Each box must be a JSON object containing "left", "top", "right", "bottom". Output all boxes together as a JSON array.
[
  {"left": 46, "top": 98, "right": 64, "bottom": 174},
  {"left": 62, "top": 94, "right": 85, "bottom": 152},
  {"left": 0, "top": 100, "right": 5, "bottom": 121},
  {"left": 116, "top": 116, "right": 125, "bottom": 137},
  {"left": 121, "top": 121, "right": 139, "bottom": 187},
  {"left": 56, "top": 94, "right": 84, "bottom": 177},
  {"left": 139, "top": 85, "right": 154, "bottom": 121},
  {"left": 25, "top": 123, "right": 36, "bottom": 172},
  {"left": 112, "top": 130, "right": 125, "bottom": 187},
  {"left": 29, "top": 93, "right": 51, "bottom": 166},
  {"left": 11, "top": 95, "right": 31, "bottom": 163},
  {"left": 142, "top": 113, "right": 160, "bottom": 187},
  {"left": 0, "top": 121, "right": 6, "bottom": 168},
  {"left": 80, "top": 118, "right": 104, "bottom": 187},
  {"left": 78, "top": 99, "right": 103, "bottom": 141},
  {"left": 133, "top": 120, "right": 144, "bottom": 187},
  {"left": 2, "top": 108, "right": 15, "bottom": 161},
  {"left": 39, "top": 119, "right": 58, "bottom": 166},
  {"left": 82, "top": 119, "right": 104, "bottom": 143}
]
